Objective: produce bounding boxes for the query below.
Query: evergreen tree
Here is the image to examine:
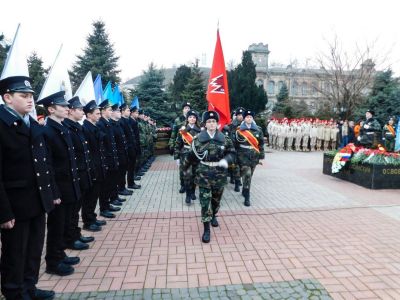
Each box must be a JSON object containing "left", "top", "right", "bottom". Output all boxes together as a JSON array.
[
  {"left": 273, "top": 83, "right": 289, "bottom": 114},
  {"left": 181, "top": 61, "right": 207, "bottom": 112},
  {"left": 0, "top": 34, "right": 10, "bottom": 72},
  {"left": 27, "top": 52, "right": 47, "bottom": 95},
  {"left": 134, "top": 63, "right": 174, "bottom": 126},
  {"left": 355, "top": 70, "right": 400, "bottom": 124},
  {"left": 228, "top": 51, "right": 268, "bottom": 113},
  {"left": 70, "top": 20, "right": 120, "bottom": 90},
  {"left": 168, "top": 64, "right": 191, "bottom": 106}
]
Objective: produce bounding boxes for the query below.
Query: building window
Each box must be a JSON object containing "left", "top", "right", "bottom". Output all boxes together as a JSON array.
[
  {"left": 301, "top": 82, "right": 308, "bottom": 96},
  {"left": 292, "top": 81, "right": 298, "bottom": 96},
  {"left": 268, "top": 81, "right": 275, "bottom": 94},
  {"left": 311, "top": 82, "right": 318, "bottom": 95},
  {"left": 256, "top": 79, "right": 263, "bottom": 87}
]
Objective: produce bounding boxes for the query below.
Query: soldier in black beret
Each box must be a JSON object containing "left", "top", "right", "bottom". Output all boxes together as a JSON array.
[
  {"left": 37, "top": 91, "right": 82, "bottom": 277},
  {"left": 0, "top": 76, "right": 56, "bottom": 299},
  {"left": 82, "top": 101, "right": 107, "bottom": 230},
  {"left": 62, "top": 96, "right": 95, "bottom": 248},
  {"left": 96, "top": 100, "right": 121, "bottom": 218}
]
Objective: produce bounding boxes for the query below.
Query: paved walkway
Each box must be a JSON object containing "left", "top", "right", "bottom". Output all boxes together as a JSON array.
[{"left": 6, "top": 150, "right": 400, "bottom": 299}]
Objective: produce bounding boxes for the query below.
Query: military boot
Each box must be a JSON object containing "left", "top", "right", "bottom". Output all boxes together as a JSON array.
[
  {"left": 230, "top": 176, "right": 235, "bottom": 184},
  {"left": 243, "top": 189, "right": 250, "bottom": 207},
  {"left": 179, "top": 185, "right": 186, "bottom": 193},
  {"left": 190, "top": 188, "right": 197, "bottom": 200},
  {"left": 234, "top": 180, "right": 241, "bottom": 192},
  {"left": 185, "top": 190, "right": 191, "bottom": 205},
  {"left": 211, "top": 215, "right": 219, "bottom": 227},
  {"left": 202, "top": 222, "right": 211, "bottom": 243}
]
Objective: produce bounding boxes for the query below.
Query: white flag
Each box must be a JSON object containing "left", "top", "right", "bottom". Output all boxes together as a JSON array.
[
  {"left": 38, "top": 44, "right": 72, "bottom": 100},
  {"left": 74, "top": 71, "right": 95, "bottom": 105}
]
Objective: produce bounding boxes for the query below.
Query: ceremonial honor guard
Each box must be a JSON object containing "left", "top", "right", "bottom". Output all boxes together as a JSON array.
[
  {"left": 82, "top": 100, "right": 107, "bottom": 231},
  {"left": 358, "top": 109, "right": 381, "bottom": 148},
  {"left": 174, "top": 109, "right": 201, "bottom": 204},
  {"left": 382, "top": 117, "right": 396, "bottom": 152},
  {"left": 0, "top": 76, "right": 56, "bottom": 299},
  {"left": 234, "top": 110, "right": 265, "bottom": 206},
  {"left": 37, "top": 91, "right": 82, "bottom": 277},
  {"left": 129, "top": 105, "right": 143, "bottom": 180},
  {"left": 228, "top": 107, "right": 244, "bottom": 191},
  {"left": 184, "top": 111, "right": 235, "bottom": 243}
]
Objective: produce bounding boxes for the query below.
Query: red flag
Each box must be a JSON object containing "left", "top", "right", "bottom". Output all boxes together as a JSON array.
[{"left": 206, "top": 30, "right": 231, "bottom": 129}]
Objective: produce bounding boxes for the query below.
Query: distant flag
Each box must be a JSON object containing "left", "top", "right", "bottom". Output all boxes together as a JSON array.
[
  {"left": 394, "top": 116, "right": 400, "bottom": 152},
  {"left": 131, "top": 96, "right": 139, "bottom": 109},
  {"left": 93, "top": 74, "right": 103, "bottom": 104},
  {"left": 102, "top": 81, "right": 113, "bottom": 103},
  {"left": 74, "top": 71, "right": 95, "bottom": 105},
  {"left": 38, "top": 45, "right": 73, "bottom": 100},
  {"left": 0, "top": 24, "right": 36, "bottom": 118},
  {"left": 206, "top": 29, "right": 231, "bottom": 129},
  {"left": 112, "top": 84, "right": 122, "bottom": 105}
]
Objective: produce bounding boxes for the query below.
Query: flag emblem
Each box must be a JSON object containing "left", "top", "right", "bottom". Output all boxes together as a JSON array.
[{"left": 209, "top": 74, "right": 225, "bottom": 94}]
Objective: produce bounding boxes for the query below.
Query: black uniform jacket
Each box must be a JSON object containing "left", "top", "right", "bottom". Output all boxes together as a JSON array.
[
  {"left": 0, "top": 105, "right": 55, "bottom": 223},
  {"left": 119, "top": 117, "right": 136, "bottom": 159},
  {"left": 82, "top": 119, "right": 107, "bottom": 182},
  {"left": 63, "top": 118, "right": 92, "bottom": 192},
  {"left": 129, "top": 117, "right": 141, "bottom": 155},
  {"left": 43, "top": 118, "right": 81, "bottom": 204},
  {"left": 110, "top": 119, "right": 128, "bottom": 167},
  {"left": 97, "top": 117, "right": 119, "bottom": 171}
]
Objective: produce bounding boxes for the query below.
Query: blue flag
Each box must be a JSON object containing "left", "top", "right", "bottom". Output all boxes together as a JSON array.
[
  {"left": 93, "top": 74, "right": 104, "bottom": 104},
  {"left": 130, "top": 96, "right": 139, "bottom": 109},
  {"left": 112, "top": 84, "right": 122, "bottom": 105},
  {"left": 102, "top": 81, "right": 113, "bottom": 104},
  {"left": 394, "top": 116, "right": 400, "bottom": 152}
]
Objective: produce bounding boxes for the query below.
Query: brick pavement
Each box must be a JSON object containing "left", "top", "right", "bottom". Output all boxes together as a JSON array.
[{"left": 3, "top": 150, "right": 400, "bottom": 299}]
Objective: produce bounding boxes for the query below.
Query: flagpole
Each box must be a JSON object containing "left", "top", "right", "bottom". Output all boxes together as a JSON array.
[{"left": 38, "top": 44, "right": 62, "bottom": 99}]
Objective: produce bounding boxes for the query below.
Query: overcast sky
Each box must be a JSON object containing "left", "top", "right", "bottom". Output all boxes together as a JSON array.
[{"left": 1, "top": 0, "right": 399, "bottom": 83}]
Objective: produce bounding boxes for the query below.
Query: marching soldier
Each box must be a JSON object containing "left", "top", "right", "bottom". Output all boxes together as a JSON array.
[
  {"left": 174, "top": 109, "right": 201, "bottom": 204},
  {"left": 228, "top": 107, "right": 244, "bottom": 192},
  {"left": 383, "top": 117, "right": 396, "bottom": 152},
  {"left": 234, "top": 110, "right": 265, "bottom": 206},
  {"left": 82, "top": 100, "right": 107, "bottom": 231},
  {"left": 0, "top": 76, "right": 56, "bottom": 299},
  {"left": 183, "top": 111, "right": 235, "bottom": 243},
  {"left": 169, "top": 102, "right": 191, "bottom": 193},
  {"left": 37, "top": 91, "right": 82, "bottom": 276},
  {"left": 63, "top": 96, "right": 94, "bottom": 248}
]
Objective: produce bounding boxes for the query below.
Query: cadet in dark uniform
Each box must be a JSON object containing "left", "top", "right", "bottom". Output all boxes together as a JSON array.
[
  {"left": 82, "top": 100, "right": 107, "bottom": 231},
  {"left": 36, "top": 91, "right": 81, "bottom": 276},
  {"left": 120, "top": 103, "right": 140, "bottom": 189},
  {"left": 128, "top": 105, "right": 142, "bottom": 183},
  {"left": 174, "top": 109, "right": 201, "bottom": 205},
  {"left": 62, "top": 96, "right": 94, "bottom": 248},
  {"left": 358, "top": 109, "right": 382, "bottom": 148},
  {"left": 228, "top": 107, "right": 244, "bottom": 192},
  {"left": 184, "top": 111, "right": 236, "bottom": 243},
  {"left": 234, "top": 110, "right": 265, "bottom": 207},
  {"left": 0, "top": 76, "right": 56, "bottom": 300},
  {"left": 382, "top": 117, "right": 396, "bottom": 152},
  {"left": 97, "top": 100, "right": 120, "bottom": 218}
]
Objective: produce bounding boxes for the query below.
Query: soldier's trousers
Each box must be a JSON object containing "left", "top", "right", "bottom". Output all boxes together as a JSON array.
[
  {"left": 287, "top": 137, "right": 293, "bottom": 150},
  {"left": 199, "top": 186, "right": 223, "bottom": 223},
  {"left": 82, "top": 181, "right": 101, "bottom": 226},
  {"left": 316, "top": 139, "right": 322, "bottom": 150},
  {"left": 118, "top": 163, "right": 128, "bottom": 192},
  {"left": 1, "top": 213, "right": 45, "bottom": 300},
  {"left": 240, "top": 164, "right": 256, "bottom": 190},
  {"left": 99, "top": 169, "right": 119, "bottom": 211},
  {"left": 385, "top": 139, "right": 395, "bottom": 152},
  {"left": 179, "top": 161, "right": 185, "bottom": 187},
  {"left": 310, "top": 137, "right": 317, "bottom": 151},
  {"left": 302, "top": 136, "right": 309, "bottom": 150},
  {"left": 127, "top": 153, "right": 137, "bottom": 186},
  {"left": 183, "top": 163, "right": 198, "bottom": 191}
]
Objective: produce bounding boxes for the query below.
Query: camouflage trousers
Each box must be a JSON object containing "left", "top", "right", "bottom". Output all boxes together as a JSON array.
[
  {"left": 228, "top": 163, "right": 241, "bottom": 181},
  {"left": 183, "top": 164, "right": 198, "bottom": 191},
  {"left": 385, "top": 138, "right": 395, "bottom": 152},
  {"left": 240, "top": 164, "right": 256, "bottom": 190},
  {"left": 179, "top": 162, "right": 185, "bottom": 187},
  {"left": 199, "top": 186, "right": 224, "bottom": 223}
]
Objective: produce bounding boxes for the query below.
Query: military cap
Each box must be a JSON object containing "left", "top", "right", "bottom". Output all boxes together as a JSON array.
[
  {"left": 36, "top": 91, "right": 69, "bottom": 107},
  {"left": 144, "top": 111, "right": 149, "bottom": 117},
  {"left": 181, "top": 102, "right": 191, "bottom": 109},
  {"left": 138, "top": 109, "right": 144, "bottom": 115},
  {"left": 366, "top": 109, "right": 375, "bottom": 115},
  {"left": 202, "top": 110, "right": 219, "bottom": 123},
  {"left": 243, "top": 110, "right": 255, "bottom": 118},
  {"left": 98, "top": 99, "right": 110, "bottom": 110},
  {"left": 120, "top": 103, "right": 128, "bottom": 111},
  {"left": 235, "top": 107, "right": 245, "bottom": 116},
  {"left": 130, "top": 105, "right": 138, "bottom": 112},
  {"left": 111, "top": 103, "right": 119, "bottom": 111},
  {"left": 68, "top": 96, "right": 84, "bottom": 109},
  {"left": 0, "top": 76, "right": 35, "bottom": 95},
  {"left": 83, "top": 100, "right": 98, "bottom": 114},
  {"left": 186, "top": 109, "right": 198, "bottom": 120}
]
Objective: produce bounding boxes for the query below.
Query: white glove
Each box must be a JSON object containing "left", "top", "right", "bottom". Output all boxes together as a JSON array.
[
  {"left": 217, "top": 158, "right": 228, "bottom": 169},
  {"left": 357, "top": 136, "right": 361, "bottom": 141},
  {"left": 175, "top": 159, "right": 180, "bottom": 166},
  {"left": 364, "top": 124, "right": 370, "bottom": 129}
]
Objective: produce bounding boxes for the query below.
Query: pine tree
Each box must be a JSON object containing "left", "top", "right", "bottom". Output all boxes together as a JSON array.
[
  {"left": 134, "top": 63, "right": 174, "bottom": 126},
  {"left": 168, "top": 64, "right": 191, "bottom": 105},
  {"left": 228, "top": 51, "right": 268, "bottom": 113},
  {"left": 181, "top": 61, "right": 206, "bottom": 113},
  {"left": 273, "top": 82, "right": 289, "bottom": 114},
  {"left": 0, "top": 34, "right": 10, "bottom": 72},
  {"left": 70, "top": 20, "right": 120, "bottom": 90},
  {"left": 27, "top": 52, "right": 47, "bottom": 95}
]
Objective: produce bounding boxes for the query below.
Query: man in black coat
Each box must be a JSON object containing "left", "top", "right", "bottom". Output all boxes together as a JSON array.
[
  {"left": 0, "top": 76, "right": 56, "bottom": 299},
  {"left": 62, "top": 96, "right": 95, "bottom": 249},
  {"left": 96, "top": 100, "right": 120, "bottom": 218},
  {"left": 82, "top": 100, "right": 107, "bottom": 230},
  {"left": 37, "top": 91, "right": 82, "bottom": 277},
  {"left": 120, "top": 103, "right": 140, "bottom": 189},
  {"left": 129, "top": 106, "right": 143, "bottom": 178}
]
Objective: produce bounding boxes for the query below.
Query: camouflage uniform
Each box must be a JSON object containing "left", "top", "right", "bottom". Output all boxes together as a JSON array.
[
  {"left": 234, "top": 120, "right": 265, "bottom": 206},
  {"left": 228, "top": 117, "right": 242, "bottom": 190},
  {"left": 169, "top": 115, "right": 187, "bottom": 190},
  {"left": 383, "top": 122, "right": 396, "bottom": 152},
  {"left": 138, "top": 118, "right": 147, "bottom": 170}
]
